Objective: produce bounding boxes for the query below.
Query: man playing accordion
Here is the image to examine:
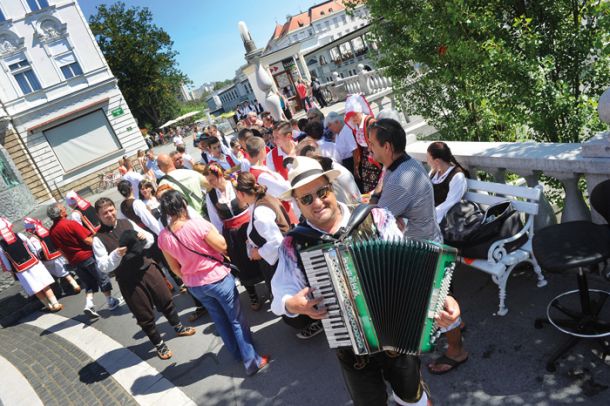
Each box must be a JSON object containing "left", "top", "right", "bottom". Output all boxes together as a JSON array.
[{"left": 270, "top": 156, "right": 461, "bottom": 406}]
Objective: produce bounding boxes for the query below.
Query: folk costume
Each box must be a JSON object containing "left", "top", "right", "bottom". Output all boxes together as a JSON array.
[
  {"left": 246, "top": 193, "right": 292, "bottom": 295},
  {"left": 22, "top": 217, "right": 81, "bottom": 294},
  {"left": 0, "top": 217, "right": 56, "bottom": 301},
  {"left": 344, "top": 94, "right": 382, "bottom": 194},
  {"left": 93, "top": 219, "right": 193, "bottom": 357},
  {"left": 66, "top": 191, "right": 101, "bottom": 234},
  {"left": 205, "top": 179, "right": 264, "bottom": 309}
]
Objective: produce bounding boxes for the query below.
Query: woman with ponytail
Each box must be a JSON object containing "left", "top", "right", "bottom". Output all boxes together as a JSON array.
[
  {"left": 426, "top": 142, "right": 470, "bottom": 224},
  {"left": 425, "top": 141, "right": 470, "bottom": 374},
  {"left": 203, "top": 163, "right": 264, "bottom": 311},
  {"left": 235, "top": 172, "right": 291, "bottom": 299}
]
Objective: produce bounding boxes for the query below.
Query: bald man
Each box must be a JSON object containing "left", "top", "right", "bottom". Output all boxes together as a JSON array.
[{"left": 157, "top": 154, "right": 209, "bottom": 214}]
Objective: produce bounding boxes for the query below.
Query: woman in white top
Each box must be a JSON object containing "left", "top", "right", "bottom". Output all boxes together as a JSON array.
[
  {"left": 427, "top": 141, "right": 470, "bottom": 224},
  {"left": 203, "top": 163, "right": 264, "bottom": 310},
  {"left": 425, "top": 141, "right": 470, "bottom": 374},
  {"left": 234, "top": 172, "right": 291, "bottom": 298}
]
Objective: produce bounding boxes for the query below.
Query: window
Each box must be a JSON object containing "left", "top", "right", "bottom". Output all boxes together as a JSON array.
[
  {"left": 0, "top": 9, "right": 5, "bottom": 22},
  {"left": 26, "top": 0, "right": 49, "bottom": 12},
  {"left": 43, "top": 110, "right": 122, "bottom": 172},
  {"left": 9, "top": 58, "right": 41, "bottom": 94},
  {"left": 55, "top": 52, "right": 83, "bottom": 79}
]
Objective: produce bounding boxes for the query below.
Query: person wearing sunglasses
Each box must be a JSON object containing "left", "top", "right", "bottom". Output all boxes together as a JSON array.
[{"left": 270, "top": 155, "right": 462, "bottom": 405}]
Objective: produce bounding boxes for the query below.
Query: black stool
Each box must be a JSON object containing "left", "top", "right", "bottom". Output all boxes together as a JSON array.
[{"left": 532, "top": 180, "right": 610, "bottom": 372}]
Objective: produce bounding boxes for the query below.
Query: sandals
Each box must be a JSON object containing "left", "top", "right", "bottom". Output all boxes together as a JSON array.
[
  {"left": 175, "top": 326, "right": 196, "bottom": 337},
  {"left": 156, "top": 343, "right": 172, "bottom": 360},
  {"left": 48, "top": 303, "right": 63, "bottom": 312},
  {"left": 427, "top": 354, "right": 468, "bottom": 375}
]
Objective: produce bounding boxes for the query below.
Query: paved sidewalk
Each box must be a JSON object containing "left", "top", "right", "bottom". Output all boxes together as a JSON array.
[{"left": 1, "top": 264, "right": 609, "bottom": 405}]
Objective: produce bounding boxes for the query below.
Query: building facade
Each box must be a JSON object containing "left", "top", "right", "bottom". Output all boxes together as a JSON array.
[{"left": 0, "top": 0, "right": 146, "bottom": 202}]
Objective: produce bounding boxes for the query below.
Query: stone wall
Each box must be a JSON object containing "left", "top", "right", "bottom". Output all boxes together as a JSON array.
[{"left": 2, "top": 130, "right": 52, "bottom": 202}]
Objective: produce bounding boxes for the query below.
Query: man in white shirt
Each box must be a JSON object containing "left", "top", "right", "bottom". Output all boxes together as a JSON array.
[
  {"left": 121, "top": 160, "right": 144, "bottom": 199},
  {"left": 266, "top": 122, "right": 296, "bottom": 180},
  {"left": 325, "top": 111, "right": 357, "bottom": 174},
  {"left": 172, "top": 133, "right": 184, "bottom": 147}
]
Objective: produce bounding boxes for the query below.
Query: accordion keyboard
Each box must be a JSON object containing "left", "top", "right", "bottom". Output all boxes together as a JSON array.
[{"left": 301, "top": 250, "right": 352, "bottom": 349}]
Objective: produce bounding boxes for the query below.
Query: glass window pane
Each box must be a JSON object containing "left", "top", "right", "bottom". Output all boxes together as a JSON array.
[
  {"left": 24, "top": 70, "right": 41, "bottom": 91},
  {"left": 0, "top": 9, "right": 5, "bottom": 22},
  {"left": 26, "top": 0, "right": 40, "bottom": 11},
  {"left": 61, "top": 65, "right": 73, "bottom": 79},
  {"left": 14, "top": 72, "right": 32, "bottom": 94},
  {"left": 71, "top": 62, "right": 83, "bottom": 76}
]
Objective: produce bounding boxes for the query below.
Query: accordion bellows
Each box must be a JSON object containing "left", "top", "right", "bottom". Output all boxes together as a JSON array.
[{"left": 302, "top": 237, "right": 457, "bottom": 355}]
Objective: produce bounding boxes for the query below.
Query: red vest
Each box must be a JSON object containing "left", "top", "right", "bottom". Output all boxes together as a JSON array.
[
  {"left": 0, "top": 236, "right": 39, "bottom": 272},
  {"left": 271, "top": 148, "right": 289, "bottom": 180}
]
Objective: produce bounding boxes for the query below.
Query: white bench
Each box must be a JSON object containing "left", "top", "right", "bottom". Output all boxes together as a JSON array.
[{"left": 458, "top": 179, "right": 547, "bottom": 316}]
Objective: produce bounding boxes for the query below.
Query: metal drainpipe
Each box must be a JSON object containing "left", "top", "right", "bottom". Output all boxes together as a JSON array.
[{"left": 0, "top": 98, "right": 55, "bottom": 201}]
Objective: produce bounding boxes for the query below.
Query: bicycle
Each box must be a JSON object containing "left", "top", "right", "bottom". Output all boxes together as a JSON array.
[{"left": 96, "top": 171, "right": 121, "bottom": 193}]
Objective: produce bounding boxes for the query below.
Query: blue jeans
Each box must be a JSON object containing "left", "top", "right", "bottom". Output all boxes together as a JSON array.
[{"left": 189, "top": 274, "right": 262, "bottom": 374}]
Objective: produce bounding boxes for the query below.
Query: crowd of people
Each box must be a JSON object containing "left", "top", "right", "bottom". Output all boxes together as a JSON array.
[{"left": 0, "top": 95, "right": 475, "bottom": 404}]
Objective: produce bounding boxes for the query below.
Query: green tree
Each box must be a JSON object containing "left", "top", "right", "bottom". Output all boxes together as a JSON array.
[
  {"left": 89, "top": 2, "right": 189, "bottom": 129},
  {"left": 213, "top": 79, "right": 234, "bottom": 91},
  {"left": 362, "top": 0, "right": 610, "bottom": 142}
]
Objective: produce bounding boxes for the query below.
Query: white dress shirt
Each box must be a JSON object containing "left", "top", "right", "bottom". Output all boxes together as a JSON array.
[
  {"left": 247, "top": 205, "right": 284, "bottom": 266},
  {"left": 430, "top": 166, "right": 467, "bottom": 223},
  {"left": 334, "top": 124, "right": 358, "bottom": 161},
  {"left": 117, "top": 198, "right": 163, "bottom": 235},
  {"left": 92, "top": 220, "right": 154, "bottom": 274}
]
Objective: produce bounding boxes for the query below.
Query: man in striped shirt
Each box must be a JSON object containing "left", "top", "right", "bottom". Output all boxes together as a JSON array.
[
  {"left": 367, "top": 118, "right": 442, "bottom": 242},
  {"left": 368, "top": 118, "right": 468, "bottom": 376}
]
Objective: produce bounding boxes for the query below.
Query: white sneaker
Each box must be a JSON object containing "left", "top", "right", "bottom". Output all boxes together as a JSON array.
[
  {"left": 296, "top": 321, "right": 324, "bottom": 339},
  {"left": 107, "top": 297, "right": 124, "bottom": 311},
  {"left": 84, "top": 306, "right": 100, "bottom": 319}
]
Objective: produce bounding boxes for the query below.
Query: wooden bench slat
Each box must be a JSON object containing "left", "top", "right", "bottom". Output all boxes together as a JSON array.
[
  {"left": 467, "top": 179, "right": 541, "bottom": 201},
  {"left": 463, "top": 192, "right": 540, "bottom": 215}
]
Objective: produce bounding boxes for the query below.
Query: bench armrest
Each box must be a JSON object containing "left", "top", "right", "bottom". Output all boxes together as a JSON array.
[{"left": 487, "top": 214, "right": 534, "bottom": 263}]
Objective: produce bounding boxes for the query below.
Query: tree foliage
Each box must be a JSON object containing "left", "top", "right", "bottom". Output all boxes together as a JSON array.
[
  {"left": 363, "top": 0, "right": 610, "bottom": 142},
  {"left": 89, "top": 2, "right": 188, "bottom": 129}
]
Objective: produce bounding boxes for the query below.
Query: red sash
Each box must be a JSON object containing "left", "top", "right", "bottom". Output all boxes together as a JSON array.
[
  {"left": 223, "top": 210, "right": 251, "bottom": 229},
  {"left": 271, "top": 148, "right": 289, "bottom": 180}
]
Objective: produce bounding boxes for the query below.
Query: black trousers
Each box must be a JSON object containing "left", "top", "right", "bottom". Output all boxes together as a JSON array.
[
  {"left": 336, "top": 349, "right": 423, "bottom": 406},
  {"left": 118, "top": 264, "right": 180, "bottom": 346}
]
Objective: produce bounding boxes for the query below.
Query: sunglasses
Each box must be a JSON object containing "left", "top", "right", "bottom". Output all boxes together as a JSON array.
[{"left": 296, "top": 184, "right": 333, "bottom": 206}]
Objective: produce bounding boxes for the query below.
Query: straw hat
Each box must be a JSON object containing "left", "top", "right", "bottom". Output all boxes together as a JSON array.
[{"left": 279, "top": 156, "right": 341, "bottom": 200}]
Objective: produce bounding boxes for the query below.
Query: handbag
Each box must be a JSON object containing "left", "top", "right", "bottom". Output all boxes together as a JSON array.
[
  {"left": 168, "top": 229, "right": 241, "bottom": 275},
  {"left": 440, "top": 200, "right": 484, "bottom": 246}
]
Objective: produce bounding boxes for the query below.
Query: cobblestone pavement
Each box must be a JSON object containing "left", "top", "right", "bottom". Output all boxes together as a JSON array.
[{"left": 0, "top": 324, "right": 137, "bottom": 405}]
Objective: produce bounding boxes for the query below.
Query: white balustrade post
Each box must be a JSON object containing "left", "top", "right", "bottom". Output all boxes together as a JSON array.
[
  {"left": 549, "top": 173, "right": 592, "bottom": 223},
  {"left": 514, "top": 170, "right": 557, "bottom": 230},
  {"left": 357, "top": 64, "right": 371, "bottom": 95}
]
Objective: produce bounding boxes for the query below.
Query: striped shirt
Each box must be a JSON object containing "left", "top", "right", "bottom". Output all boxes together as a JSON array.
[{"left": 377, "top": 154, "right": 442, "bottom": 242}]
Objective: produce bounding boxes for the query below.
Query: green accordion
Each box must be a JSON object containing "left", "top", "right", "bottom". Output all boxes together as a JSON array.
[{"left": 301, "top": 237, "right": 457, "bottom": 355}]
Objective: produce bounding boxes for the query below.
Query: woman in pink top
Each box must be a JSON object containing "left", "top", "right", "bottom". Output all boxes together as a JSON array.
[{"left": 157, "top": 190, "right": 269, "bottom": 376}]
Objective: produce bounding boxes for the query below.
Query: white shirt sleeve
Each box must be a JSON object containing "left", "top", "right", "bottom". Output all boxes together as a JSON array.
[
  {"left": 133, "top": 199, "right": 162, "bottom": 235},
  {"left": 0, "top": 246, "right": 11, "bottom": 272},
  {"left": 252, "top": 206, "right": 284, "bottom": 266},
  {"left": 20, "top": 233, "right": 40, "bottom": 257},
  {"left": 130, "top": 220, "right": 155, "bottom": 249},
  {"left": 336, "top": 124, "right": 357, "bottom": 160},
  {"left": 265, "top": 150, "right": 276, "bottom": 173},
  {"left": 435, "top": 172, "right": 467, "bottom": 223},
  {"left": 206, "top": 193, "right": 224, "bottom": 234},
  {"left": 70, "top": 211, "right": 83, "bottom": 226},
  {"left": 93, "top": 220, "right": 154, "bottom": 273},
  {"left": 93, "top": 236, "right": 123, "bottom": 274},
  {"left": 270, "top": 242, "right": 308, "bottom": 317}
]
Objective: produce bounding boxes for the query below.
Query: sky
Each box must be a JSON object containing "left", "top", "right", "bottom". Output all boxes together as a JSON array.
[{"left": 77, "top": 0, "right": 321, "bottom": 88}]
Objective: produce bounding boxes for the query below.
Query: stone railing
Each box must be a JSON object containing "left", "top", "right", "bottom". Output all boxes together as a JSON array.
[{"left": 321, "top": 64, "right": 397, "bottom": 102}]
